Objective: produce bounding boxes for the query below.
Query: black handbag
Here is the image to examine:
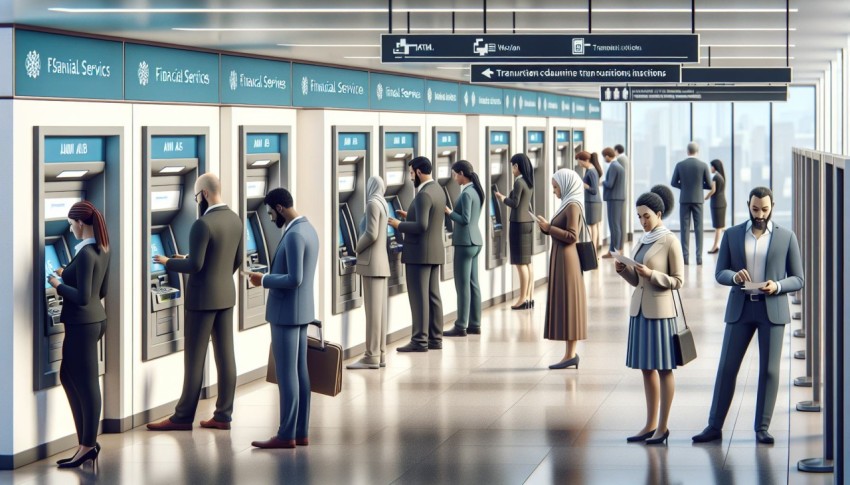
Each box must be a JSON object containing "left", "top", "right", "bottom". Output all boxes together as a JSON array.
[
  {"left": 575, "top": 207, "right": 598, "bottom": 272},
  {"left": 672, "top": 290, "right": 697, "bottom": 366}
]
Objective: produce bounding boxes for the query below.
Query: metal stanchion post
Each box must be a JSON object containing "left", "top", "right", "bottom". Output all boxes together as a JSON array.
[
  {"left": 798, "top": 157, "right": 823, "bottom": 409},
  {"left": 795, "top": 156, "right": 813, "bottom": 387}
]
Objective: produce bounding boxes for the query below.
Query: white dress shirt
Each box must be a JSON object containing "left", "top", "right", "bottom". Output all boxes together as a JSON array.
[
  {"left": 417, "top": 179, "right": 435, "bottom": 193},
  {"left": 204, "top": 203, "right": 226, "bottom": 216},
  {"left": 74, "top": 237, "right": 96, "bottom": 256},
  {"left": 737, "top": 220, "right": 781, "bottom": 294}
]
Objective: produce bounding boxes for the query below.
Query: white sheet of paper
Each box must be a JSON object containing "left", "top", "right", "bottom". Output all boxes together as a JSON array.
[
  {"left": 611, "top": 249, "right": 639, "bottom": 267},
  {"left": 743, "top": 281, "right": 768, "bottom": 290}
]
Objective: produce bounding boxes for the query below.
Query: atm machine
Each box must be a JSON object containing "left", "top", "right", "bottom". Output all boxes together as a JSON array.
[
  {"left": 573, "top": 130, "right": 586, "bottom": 176},
  {"left": 34, "top": 130, "right": 119, "bottom": 390},
  {"left": 332, "top": 128, "right": 367, "bottom": 314},
  {"left": 525, "top": 128, "right": 547, "bottom": 254},
  {"left": 238, "top": 128, "right": 288, "bottom": 330},
  {"left": 553, "top": 128, "right": 572, "bottom": 172},
  {"left": 142, "top": 128, "right": 208, "bottom": 361},
  {"left": 433, "top": 128, "right": 462, "bottom": 281},
  {"left": 379, "top": 128, "right": 418, "bottom": 296},
  {"left": 485, "top": 128, "right": 511, "bottom": 270}
]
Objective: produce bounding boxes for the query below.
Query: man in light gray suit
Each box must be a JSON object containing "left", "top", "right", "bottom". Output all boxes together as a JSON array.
[
  {"left": 248, "top": 187, "right": 318, "bottom": 449},
  {"left": 601, "top": 147, "right": 626, "bottom": 258},
  {"left": 348, "top": 176, "right": 391, "bottom": 369},
  {"left": 671, "top": 142, "right": 712, "bottom": 265},
  {"left": 615, "top": 144, "right": 630, "bottom": 251},
  {"left": 389, "top": 156, "right": 447, "bottom": 352},
  {"left": 693, "top": 187, "right": 804, "bottom": 445},
  {"left": 148, "top": 173, "right": 243, "bottom": 432}
]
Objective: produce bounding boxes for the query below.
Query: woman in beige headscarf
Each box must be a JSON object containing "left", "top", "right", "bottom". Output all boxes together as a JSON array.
[{"left": 535, "top": 169, "right": 587, "bottom": 369}]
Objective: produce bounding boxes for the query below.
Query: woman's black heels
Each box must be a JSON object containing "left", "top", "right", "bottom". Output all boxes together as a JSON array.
[
  {"left": 645, "top": 430, "right": 670, "bottom": 445},
  {"left": 511, "top": 300, "right": 531, "bottom": 310},
  {"left": 626, "top": 430, "right": 656, "bottom": 443},
  {"left": 57, "top": 442, "right": 100, "bottom": 465},
  {"left": 548, "top": 355, "right": 580, "bottom": 369},
  {"left": 58, "top": 446, "right": 99, "bottom": 469}
]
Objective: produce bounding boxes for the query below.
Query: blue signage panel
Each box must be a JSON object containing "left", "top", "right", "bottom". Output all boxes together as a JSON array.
[
  {"left": 382, "top": 34, "right": 700, "bottom": 63},
  {"left": 370, "top": 73, "right": 425, "bottom": 112},
  {"left": 460, "top": 85, "right": 503, "bottom": 115},
  {"left": 436, "top": 132, "right": 459, "bottom": 147},
  {"left": 538, "top": 94, "right": 561, "bottom": 116},
  {"left": 587, "top": 98, "right": 602, "bottom": 120},
  {"left": 384, "top": 132, "right": 416, "bottom": 149},
  {"left": 600, "top": 85, "right": 788, "bottom": 102},
  {"left": 504, "top": 89, "right": 538, "bottom": 116},
  {"left": 573, "top": 131, "right": 584, "bottom": 143},
  {"left": 425, "top": 80, "right": 460, "bottom": 113},
  {"left": 527, "top": 131, "right": 544, "bottom": 145},
  {"left": 490, "top": 131, "right": 509, "bottom": 146},
  {"left": 472, "top": 64, "right": 681, "bottom": 84},
  {"left": 44, "top": 137, "right": 106, "bottom": 163},
  {"left": 556, "top": 130, "right": 569, "bottom": 143},
  {"left": 150, "top": 136, "right": 199, "bottom": 160},
  {"left": 572, "top": 97, "right": 588, "bottom": 119},
  {"left": 15, "top": 30, "right": 123, "bottom": 100},
  {"left": 125, "top": 44, "right": 219, "bottom": 103},
  {"left": 338, "top": 133, "right": 367, "bottom": 150},
  {"left": 220, "top": 55, "right": 291, "bottom": 106},
  {"left": 292, "top": 63, "right": 369, "bottom": 110},
  {"left": 681, "top": 67, "right": 792, "bottom": 84},
  {"left": 555, "top": 95, "right": 573, "bottom": 118},
  {"left": 246, "top": 134, "right": 281, "bottom": 154}
]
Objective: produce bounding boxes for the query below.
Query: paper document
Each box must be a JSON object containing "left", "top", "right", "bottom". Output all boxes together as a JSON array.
[
  {"left": 743, "top": 281, "right": 768, "bottom": 290},
  {"left": 611, "top": 249, "right": 639, "bottom": 267}
]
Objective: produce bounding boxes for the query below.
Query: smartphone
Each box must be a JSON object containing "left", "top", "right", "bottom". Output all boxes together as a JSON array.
[{"left": 491, "top": 183, "right": 499, "bottom": 194}]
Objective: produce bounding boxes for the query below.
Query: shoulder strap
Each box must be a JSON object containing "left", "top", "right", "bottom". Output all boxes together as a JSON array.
[
  {"left": 672, "top": 289, "right": 688, "bottom": 330},
  {"left": 570, "top": 202, "right": 591, "bottom": 243}
]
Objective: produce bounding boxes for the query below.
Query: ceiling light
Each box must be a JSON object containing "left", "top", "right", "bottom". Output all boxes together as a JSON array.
[
  {"left": 174, "top": 26, "right": 795, "bottom": 33},
  {"left": 278, "top": 44, "right": 379, "bottom": 48},
  {"left": 704, "top": 44, "right": 796, "bottom": 48},
  {"left": 56, "top": 170, "right": 89, "bottom": 179},
  {"left": 51, "top": 7, "right": 797, "bottom": 14},
  {"left": 708, "top": 56, "right": 796, "bottom": 59},
  {"left": 343, "top": 56, "right": 381, "bottom": 59},
  {"left": 158, "top": 166, "right": 185, "bottom": 174},
  {"left": 437, "top": 67, "right": 470, "bottom": 70}
]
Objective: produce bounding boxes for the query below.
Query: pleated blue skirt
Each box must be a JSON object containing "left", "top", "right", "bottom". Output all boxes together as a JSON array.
[{"left": 626, "top": 313, "right": 678, "bottom": 370}]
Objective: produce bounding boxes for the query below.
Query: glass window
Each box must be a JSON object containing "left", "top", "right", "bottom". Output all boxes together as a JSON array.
[
  {"left": 631, "top": 103, "right": 691, "bottom": 231},
  {"left": 771, "top": 86, "right": 816, "bottom": 227},
  {"left": 692, "top": 103, "right": 733, "bottom": 229},
  {"left": 602, "top": 103, "right": 627, "bottom": 151},
  {"left": 733, "top": 103, "right": 771, "bottom": 225}
]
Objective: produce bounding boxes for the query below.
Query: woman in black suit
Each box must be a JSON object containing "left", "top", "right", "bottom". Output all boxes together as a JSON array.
[
  {"left": 48, "top": 201, "right": 110, "bottom": 469},
  {"left": 704, "top": 159, "right": 727, "bottom": 254},
  {"left": 496, "top": 153, "right": 536, "bottom": 309}
]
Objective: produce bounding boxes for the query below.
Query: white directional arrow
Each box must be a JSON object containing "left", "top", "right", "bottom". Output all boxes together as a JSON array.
[{"left": 481, "top": 68, "right": 494, "bottom": 79}]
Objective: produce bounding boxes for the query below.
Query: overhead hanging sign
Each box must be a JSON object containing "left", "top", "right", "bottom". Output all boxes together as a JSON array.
[
  {"left": 370, "top": 73, "right": 426, "bottom": 111},
  {"left": 125, "top": 44, "right": 220, "bottom": 103},
  {"left": 382, "top": 34, "right": 699, "bottom": 64},
  {"left": 681, "top": 67, "right": 792, "bottom": 84},
  {"left": 220, "top": 55, "right": 291, "bottom": 106},
  {"left": 292, "top": 63, "right": 369, "bottom": 110},
  {"left": 472, "top": 64, "right": 681, "bottom": 84},
  {"left": 600, "top": 85, "right": 788, "bottom": 102}
]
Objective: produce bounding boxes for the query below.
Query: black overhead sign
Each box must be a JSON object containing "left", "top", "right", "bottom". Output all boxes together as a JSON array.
[
  {"left": 471, "top": 64, "right": 681, "bottom": 84},
  {"left": 382, "top": 34, "right": 700, "bottom": 63},
  {"left": 600, "top": 85, "right": 788, "bottom": 102},
  {"left": 681, "top": 67, "right": 792, "bottom": 84}
]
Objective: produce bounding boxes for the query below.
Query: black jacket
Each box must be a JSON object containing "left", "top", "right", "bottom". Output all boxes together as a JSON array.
[{"left": 57, "top": 244, "right": 109, "bottom": 324}]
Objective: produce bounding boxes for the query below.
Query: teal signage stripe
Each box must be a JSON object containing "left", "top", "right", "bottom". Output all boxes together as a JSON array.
[
  {"left": 425, "top": 80, "right": 459, "bottom": 113},
  {"left": 384, "top": 132, "right": 416, "bottom": 149},
  {"left": 537, "top": 94, "right": 561, "bottom": 117},
  {"left": 436, "top": 132, "right": 459, "bottom": 147},
  {"left": 490, "top": 131, "right": 509, "bottom": 146},
  {"left": 125, "top": 44, "right": 219, "bottom": 103},
  {"left": 370, "top": 73, "right": 425, "bottom": 112},
  {"left": 293, "top": 63, "right": 369, "bottom": 109},
  {"left": 16, "top": 30, "right": 123, "bottom": 100},
  {"left": 557, "top": 95, "right": 573, "bottom": 118},
  {"left": 44, "top": 137, "right": 106, "bottom": 163},
  {"left": 460, "top": 85, "right": 503, "bottom": 115},
  {"left": 151, "top": 136, "right": 199, "bottom": 160},
  {"left": 572, "top": 97, "right": 588, "bottom": 119},
  {"left": 338, "top": 133, "right": 367, "bottom": 150},
  {"left": 246, "top": 134, "right": 281, "bottom": 154},
  {"left": 587, "top": 98, "right": 602, "bottom": 120},
  {"left": 220, "top": 55, "right": 291, "bottom": 106},
  {"left": 527, "top": 131, "right": 544, "bottom": 144},
  {"left": 503, "top": 90, "right": 538, "bottom": 116}
]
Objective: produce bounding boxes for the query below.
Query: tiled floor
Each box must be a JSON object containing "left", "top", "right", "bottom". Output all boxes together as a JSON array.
[{"left": 0, "top": 242, "right": 837, "bottom": 484}]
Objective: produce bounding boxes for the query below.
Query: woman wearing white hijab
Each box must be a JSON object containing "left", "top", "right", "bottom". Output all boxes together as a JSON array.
[
  {"left": 534, "top": 168, "right": 587, "bottom": 369},
  {"left": 348, "top": 176, "right": 391, "bottom": 369}
]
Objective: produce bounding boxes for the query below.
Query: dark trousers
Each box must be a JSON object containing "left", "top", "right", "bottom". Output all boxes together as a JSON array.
[
  {"left": 270, "top": 324, "right": 310, "bottom": 440},
  {"left": 607, "top": 200, "right": 624, "bottom": 252},
  {"left": 172, "top": 308, "right": 237, "bottom": 423},
  {"left": 406, "top": 264, "right": 444, "bottom": 347},
  {"left": 60, "top": 321, "right": 106, "bottom": 447},
  {"left": 453, "top": 245, "right": 482, "bottom": 330},
  {"left": 679, "top": 203, "right": 704, "bottom": 263},
  {"left": 708, "top": 300, "right": 786, "bottom": 431}
]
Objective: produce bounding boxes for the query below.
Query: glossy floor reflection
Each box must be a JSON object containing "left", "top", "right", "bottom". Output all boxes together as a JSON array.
[{"left": 0, "top": 241, "right": 835, "bottom": 484}]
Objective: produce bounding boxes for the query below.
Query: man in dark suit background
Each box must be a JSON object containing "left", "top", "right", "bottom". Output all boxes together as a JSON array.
[
  {"left": 148, "top": 173, "right": 243, "bottom": 431},
  {"left": 671, "top": 142, "right": 712, "bottom": 265},
  {"left": 389, "top": 156, "right": 447, "bottom": 352},
  {"left": 601, "top": 147, "right": 625, "bottom": 258},
  {"left": 692, "top": 187, "right": 804, "bottom": 445}
]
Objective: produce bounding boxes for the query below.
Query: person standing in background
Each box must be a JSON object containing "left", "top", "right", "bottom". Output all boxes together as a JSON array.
[
  {"left": 348, "top": 176, "right": 391, "bottom": 369},
  {"left": 443, "top": 161, "right": 484, "bottom": 337},
  {"left": 615, "top": 144, "right": 630, "bottom": 252},
  {"left": 496, "top": 153, "right": 536, "bottom": 310},
  {"left": 705, "top": 159, "right": 728, "bottom": 254},
  {"left": 576, "top": 151, "right": 603, "bottom": 251},
  {"left": 601, "top": 147, "right": 626, "bottom": 258},
  {"left": 670, "top": 142, "right": 712, "bottom": 265}
]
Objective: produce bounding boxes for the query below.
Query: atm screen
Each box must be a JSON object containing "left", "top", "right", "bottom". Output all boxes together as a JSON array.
[
  {"left": 386, "top": 171, "right": 404, "bottom": 186},
  {"left": 338, "top": 221, "right": 347, "bottom": 248},
  {"left": 245, "top": 220, "right": 258, "bottom": 254},
  {"left": 386, "top": 198, "right": 398, "bottom": 237},
  {"left": 150, "top": 234, "right": 167, "bottom": 274},
  {"left": 44, "top": 244, "right": 63, "bottom": 289},
  {"left": 490, "top": 195, "right": 496, "bottom": 217},
  {"left": 338, "top": 175, "right": 355, "bottom": 192},
  {"left": 151, "top": 190, "right": 182, "bottom": 212}
]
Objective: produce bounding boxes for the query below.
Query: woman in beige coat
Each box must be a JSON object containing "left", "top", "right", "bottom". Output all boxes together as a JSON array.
[{"left": 615, "top": 185, "right": 684, "bottom": 445}]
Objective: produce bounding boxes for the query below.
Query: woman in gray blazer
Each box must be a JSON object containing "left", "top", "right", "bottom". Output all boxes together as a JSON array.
[
  {"left": 48, "top": 201, "right": 110, "bottom": 468},
  {"left": 443, "top": 161, "right": 484, "bottom": 337},
  {"left": 348, "top": 176, "right": 391, "bottom": 369},
  {"left": 496, "top": 153, "right": 536, "bottom": 309},
  {"left": 614, "top": 185, "right": 684, "bottom": 445}
]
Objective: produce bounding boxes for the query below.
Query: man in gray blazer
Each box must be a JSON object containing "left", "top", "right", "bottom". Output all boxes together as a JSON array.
[
  {"left": 348, "top": 176, "right": 391, "bottom": 369},
  {"left": 148, "top": 173, "right": 243, "bottom": 431},
  {"left": 601, "top": 147, "right": 626, "bottom": 258},
  {"left": 615, "top": 144, "right": 630, "bottom": 251},
  {"left": 248, "top": 187, "right": 319, "bottom": 449},
  {"left": 693, "top": 187, "right": 804, "bottom": 445},
  {"left": 389, "top": 156, "right": 447, "bottom": 352},
  {"left": 671, "top": 142, "right": 712, "bottom": 265}
]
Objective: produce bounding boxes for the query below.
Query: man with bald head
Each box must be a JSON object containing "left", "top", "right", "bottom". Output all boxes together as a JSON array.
[
  {"left": 148, "top": 172, "right": 244, "bottom": 431},
  {"left": 671, "top": 141, "right": 712, "bottom": 265}
]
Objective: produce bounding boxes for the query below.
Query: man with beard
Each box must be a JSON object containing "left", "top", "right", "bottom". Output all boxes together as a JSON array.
[
  {"left": 148, "top": 172, "right": 243, "bottom": 431},
  {"left": 692, "top": 187, "right": 804, "bottom": 445},
  {"left": 389, "top": 156, "right": 447, "bottom": 352}
]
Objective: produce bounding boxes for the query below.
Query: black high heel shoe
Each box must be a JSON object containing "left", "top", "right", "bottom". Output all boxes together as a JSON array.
[
  {"left": 626, "top": 430, "right": 656, "bottom": 443},
  {"left": 530, "top": 300, "right": 535, "bottom": 308},
  {"left": 57, "top": 442, "right": 100, "bottom": 465},
  {"left": 58, "top": 446, "right": 99, "bottom": 469},
  {"left": 645, "top": 430, "right": 670, "bottom": 445},
  {"left": 548, "top": 355, "right": 580, "bottom": 369},
  {"left": 510, "top": 300, "right": 530, "bottom": 310}
]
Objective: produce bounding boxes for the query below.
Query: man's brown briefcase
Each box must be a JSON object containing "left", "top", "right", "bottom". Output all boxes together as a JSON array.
[{"left": 266, "top": 320, "right": 343, "bottom": 397}]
